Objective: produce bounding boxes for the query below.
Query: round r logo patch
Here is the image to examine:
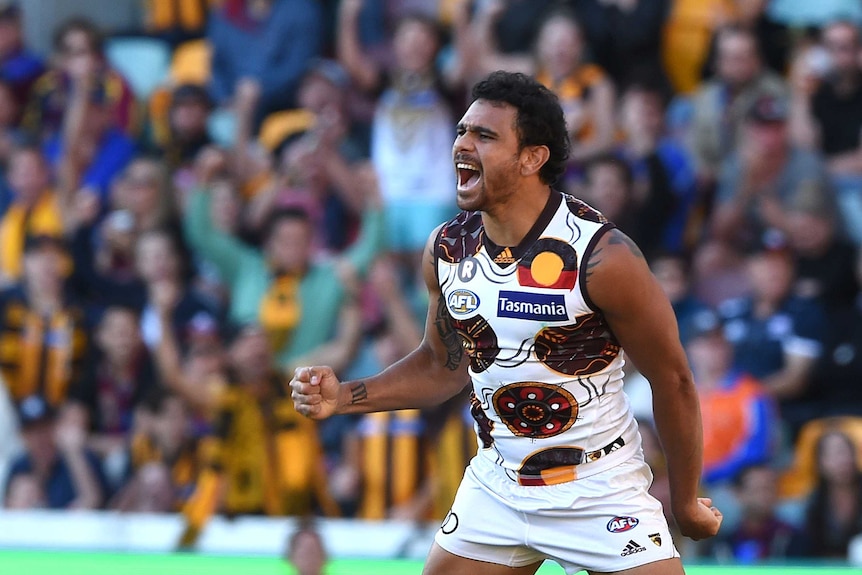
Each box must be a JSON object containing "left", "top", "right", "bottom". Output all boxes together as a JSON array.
[{"left": 457, "top": 257, "right": 478, "bottom": 282}]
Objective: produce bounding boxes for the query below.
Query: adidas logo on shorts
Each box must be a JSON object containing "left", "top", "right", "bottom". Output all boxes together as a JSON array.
[{"left": 620, "top": 540, "right": 647, "bottom": 557}]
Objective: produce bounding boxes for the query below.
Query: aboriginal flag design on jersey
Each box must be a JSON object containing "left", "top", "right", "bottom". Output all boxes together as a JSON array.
[
  {"left": 517, "top": 238, "right": 578, "bottom": 290},
  {"left": 534, "top": 313, "right": 621, "bottom": 376}
]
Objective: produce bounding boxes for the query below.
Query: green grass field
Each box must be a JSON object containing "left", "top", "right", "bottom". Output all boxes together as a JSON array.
[{"left": 0, "top": 552, "right": 858, "bottom": 575}]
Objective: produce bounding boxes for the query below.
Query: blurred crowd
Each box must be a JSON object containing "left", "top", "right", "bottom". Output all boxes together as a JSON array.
[{"left": 0, "top": 0, "right": 861, "bottom": 565}]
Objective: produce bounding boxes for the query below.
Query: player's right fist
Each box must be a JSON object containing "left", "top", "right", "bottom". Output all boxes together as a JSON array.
[{"left": 291, "top": 366, "right": 341, "bottom": 420}]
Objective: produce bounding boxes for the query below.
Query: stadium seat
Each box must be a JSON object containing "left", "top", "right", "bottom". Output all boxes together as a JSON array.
[
  {"left": 105, "top": 37, "right": 171, "bottom": 101},
  {"left": 778, "top": 416, "right": 862, "bottom": 499},
  {"left": 170, "top": 38, "right": 212, "bottom": 86},
  {"left": 207, "top": 107, "right": 236, "bottom": 148}
]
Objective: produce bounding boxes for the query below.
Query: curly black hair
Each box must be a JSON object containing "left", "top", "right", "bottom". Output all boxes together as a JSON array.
[{"left": 471, "top": 71, "right": 570, "bottom": 186}]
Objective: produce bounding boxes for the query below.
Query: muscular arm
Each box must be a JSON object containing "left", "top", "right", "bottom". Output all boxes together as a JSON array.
[
  {"left": 292, "top": 228, "right": 471, "bottom": 417},
  {"left": 586, "top": 228, "right": 720, "bottom": 540}
]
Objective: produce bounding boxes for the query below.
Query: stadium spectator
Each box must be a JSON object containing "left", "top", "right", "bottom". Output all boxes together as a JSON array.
[
  {"left": 717, "top": 240, "right": 825, "bottom": 429},
  {"left": 572, "top": 0, "right": 671, "bottom": 90},
  {"left": 184, "top": 164, "right": 382, "bottom": 371},
  {"left": 790, "top": 20, "right": 862, "bottom": 243},
  {"left": 0, "top": 79, "right": 24, "bottom": 168},
  {"left": 208, "top": 0, "right": 323, "bottom": 124},
  {"left": 700, "top": 0, "right": 791, "bottom": 80},
  {"left": 0, "top": 3, "right": 43, "bottom": 107},
  {"left": 687, "top": 321, "right": 776, "bottom": 485},
  {"left": 651, "top": 252, "right": 716, "bottom": 346},
  {"left": 791, "top": 21, "right": 862, "bottom": 173},
  {"left": 65, "top": 306, "right": 158, "bottom": 482},
  {"left": 4, "top": 395, "right": 105, "bottom": 509},
  {"left": 0, "top": 235, "right": 88, "bottom": 411},
  {"left": 149, "top": 84, "right": 214, "bottom": 174},
  {"left": 471, "top": 7, "right": 615, "bottom": 166},
  {"left": 800, "top": 429, "right": 862, "bottom": 558},
  {"left": 169, "top": 323, "right": 339, "bottom": 548},
  {"left": 24, "top": 17, "right": 135, "bottom": 140},
  {"left": 706, "top": 464, "right": 805, "bottom": 562},
  {"left": 711, "top": 95, "right": 830, "bottom": 251},
  {"left": 41, "top": 62, "right": 136, "bottom": 208},
  {"left": 114, "top": 389, "right": 198, "bottom": 513},
  {"left": 618, "top": 80, "right": 698, "bottom": 253},
  {"left": 784, "top": 182, "right": 859, "bottom": 309},
  {"left": 0, "top": 146, "right": 66, "bottom": 283},
  {"left": 791, "top": 251, "right": 862, "bottom": 427},
  {"left": 688, "top": 26, "right": 788, "bottom": 184},
  {"left": 285, "top": 518, "right": 327, "bottom": 575},
  {"left": 582, "top": 154, "right": 673, "bottom": 260},
  {"left": 339, "top": 0, "right": 456, "bottom": 257}
]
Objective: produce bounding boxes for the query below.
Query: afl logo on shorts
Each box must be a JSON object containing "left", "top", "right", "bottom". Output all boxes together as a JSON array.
[
  {"left": 448, "top": 289, "right": 480, "bottom": 315},
  {"left": 607, "top": 516, "right": 639, "bottom": 533}
]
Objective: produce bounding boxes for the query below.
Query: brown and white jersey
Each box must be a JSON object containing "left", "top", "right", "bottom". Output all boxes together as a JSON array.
[{"left": 435, "top": 191, "right": 641, "bottom": 485}]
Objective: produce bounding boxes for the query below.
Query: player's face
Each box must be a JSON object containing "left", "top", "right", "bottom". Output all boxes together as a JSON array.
[{"left": 453, "top": 100, "right": 522, "bottom": 212}]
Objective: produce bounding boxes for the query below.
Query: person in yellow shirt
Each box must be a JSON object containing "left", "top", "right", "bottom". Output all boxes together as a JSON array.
[
  {"left": 152, "top": 293, "right": 338, "bottom": 546},
  {"left": 0, "top": 146, "right": 65, "bottom": 283}
]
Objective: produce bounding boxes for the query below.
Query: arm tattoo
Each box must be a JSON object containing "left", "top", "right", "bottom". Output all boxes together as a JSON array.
[
  {"left": 585, "top": 246, "right": 603, "bottom": 279},
  {"left": 608, "top": 229, "right": 645, "bottom": 260},
  {"left": 434, "top": 294, "right": 464, "bottom": 371},
  {"left": 349, "top": 381, "right": 368, "bottom": 404}
]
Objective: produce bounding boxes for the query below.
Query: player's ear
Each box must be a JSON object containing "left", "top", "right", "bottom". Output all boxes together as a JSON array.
[{"left": 520, "top": 145, "right": 550, "bottom": 178}]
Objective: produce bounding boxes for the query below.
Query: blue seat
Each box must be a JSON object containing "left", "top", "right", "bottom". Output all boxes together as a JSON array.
[{"left": 105, "top": 37, "right": 171, "bottom": 100}]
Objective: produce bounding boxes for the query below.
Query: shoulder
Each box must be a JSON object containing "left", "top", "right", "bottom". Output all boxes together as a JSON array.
[
  {"left": 435, "top": 211, "right": 484, "bottom": 264},
  {"left": 562, "top": 193, "right": 610, "bottom": 225}
]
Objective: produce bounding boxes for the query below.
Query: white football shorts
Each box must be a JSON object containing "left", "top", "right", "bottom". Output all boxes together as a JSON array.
[{"left": 434, "top": 451, "right": 679, "bottom": 573}]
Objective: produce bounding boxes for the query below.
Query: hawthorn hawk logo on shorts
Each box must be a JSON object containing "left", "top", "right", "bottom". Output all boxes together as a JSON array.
[
  {"left": 607, "top": 516, "right": 639, "bottom": 533},
  {"left": 649, "top": 533, "right": 662, "bottom": 546}
]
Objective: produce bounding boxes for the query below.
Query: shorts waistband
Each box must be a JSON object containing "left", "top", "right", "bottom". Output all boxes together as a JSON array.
[{"left": 514, "top": 436, "right": 627, "bottom": 486}]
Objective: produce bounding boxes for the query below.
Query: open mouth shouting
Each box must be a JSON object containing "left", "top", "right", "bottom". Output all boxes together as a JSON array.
[{"left": 455, "top": 158, "right": 482, "bottom": 192}]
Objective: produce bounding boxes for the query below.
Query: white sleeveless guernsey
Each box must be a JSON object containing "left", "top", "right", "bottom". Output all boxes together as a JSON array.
[{"left": 435, "top": 191, "right": 641, "bottom": 486}]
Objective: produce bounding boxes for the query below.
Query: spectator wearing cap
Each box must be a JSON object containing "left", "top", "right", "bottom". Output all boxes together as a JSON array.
[
  {"left": 151, "top": 84, "right": 214, "bottom": 173},
  {"left": 711, "top": 94, "right": 831, "bottom": 251},
  {"left": 23, "top": 17, "right": 135, "bottom": 141},
  {"left": 208, "top": 0, "right": 322, "bottom": 125},
  {"left": 0, "top": 234, "right": 88, "bottom": 412},
  {"left": 688, "top": 26, "right": 788, "bottom": 184},
  {"left": 785, "top": 181, "right": 859, "bottom": 310},
  {"left": 0, "top": 146, "right": 68, "bottom": 284},
  {"left": 686, "top": 318, "right": 777, "bottom": 485},
  {"left": 4, "top": 395, "right": 105, "bottom": 509},
  {"left": 790, "top": 20, "right": 862, "bottom": 243},
  {"left": 0, "top": 3, "right": 44, "bottom": 108},
  {"left": 243, "top": 60, "right": 369, "bottom": 255},
  {"left": 717, "top": 238, "right": 826, "bottom": 427}
]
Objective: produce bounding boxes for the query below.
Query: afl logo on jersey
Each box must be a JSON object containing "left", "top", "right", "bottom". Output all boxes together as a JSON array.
[{"left": 448, "top": 290, "right": 480, "bottom": 315}]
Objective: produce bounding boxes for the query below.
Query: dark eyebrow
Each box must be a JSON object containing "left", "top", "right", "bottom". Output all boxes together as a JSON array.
[{"left": 456, "top": 123, "right": 499, "bottom": 139}]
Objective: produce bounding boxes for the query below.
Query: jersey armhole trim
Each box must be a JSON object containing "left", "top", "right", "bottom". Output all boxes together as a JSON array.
[
  {"left": 579, "top": 222, "right": 616, "bottom": 313},
  {"left": 432, "top": 223, "right": 447, "bottom": 285}
]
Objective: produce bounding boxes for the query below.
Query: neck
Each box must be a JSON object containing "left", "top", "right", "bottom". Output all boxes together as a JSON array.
[
  {"left": 28, "top": 286, "right": 62, "bottom": 315},
  {"left": 482, "top": 182, "right": 551, "bottom": 247}
]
